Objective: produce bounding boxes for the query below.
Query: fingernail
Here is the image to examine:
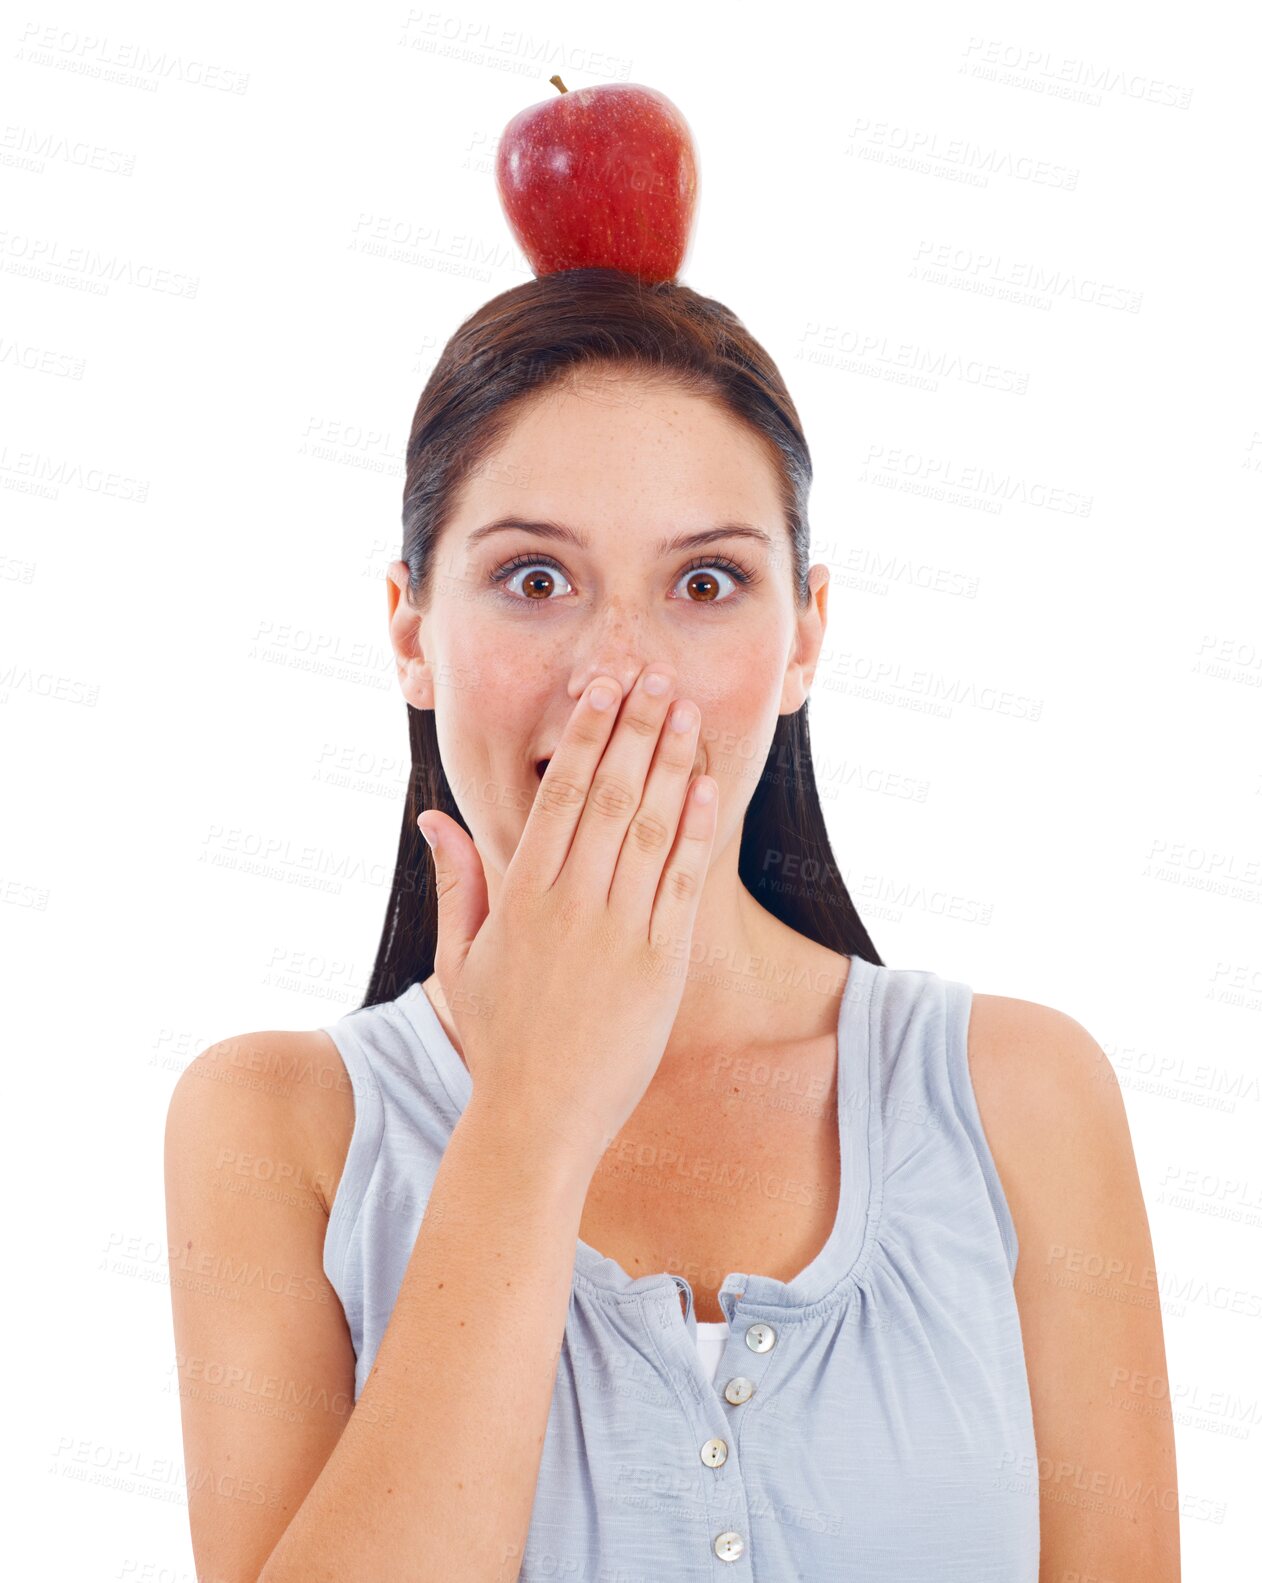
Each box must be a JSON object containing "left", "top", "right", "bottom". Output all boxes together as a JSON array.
[{"left": 417, "top": 816, "right": 438, "bottom": 851}]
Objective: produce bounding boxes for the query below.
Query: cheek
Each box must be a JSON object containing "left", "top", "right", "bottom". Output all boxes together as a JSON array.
[
  {"left": 438, "top": 622, "right": 551, "bottom": 732},
  {"left": 431, "top": 642, "right": 554, "bottom": 814},
  {"left": 689, "top": 679, "right": 781, "bottom": 797}
]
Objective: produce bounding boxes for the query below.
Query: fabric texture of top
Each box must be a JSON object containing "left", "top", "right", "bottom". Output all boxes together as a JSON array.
[{"left": 320, "top": 954, "right": 1040, "bottom": 1580}]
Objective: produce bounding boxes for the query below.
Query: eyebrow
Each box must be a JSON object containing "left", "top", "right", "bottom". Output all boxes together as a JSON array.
[{"left": 464, "top": 517, "right": 776, "bottom": 557}]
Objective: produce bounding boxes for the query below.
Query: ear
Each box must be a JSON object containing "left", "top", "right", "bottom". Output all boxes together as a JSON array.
[
  {"left": 780, "top": 563, "right": 829, "bottom": 713},
  {"left": 387, "top": 559, "right": 434, "bottom": 710}
]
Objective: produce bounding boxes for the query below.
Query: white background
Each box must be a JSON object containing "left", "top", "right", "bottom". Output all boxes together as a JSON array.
[{"left": 2, "top": 0, "right": 1259, "bottom": 1575}]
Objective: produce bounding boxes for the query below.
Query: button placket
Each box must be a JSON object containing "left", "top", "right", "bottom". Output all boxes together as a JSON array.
[
  {"left": 705, "top": 1310, "right": 786, "bottom": 1566},
  {"left": 715, "top": 1311, "right": 779, "bottom": 1412},
  {"left": 662, "top": 1281, "right": 753, "bottom": 1567},
  {"left": 666, "top": 1285, "right": 795, "bottom": 1571}
]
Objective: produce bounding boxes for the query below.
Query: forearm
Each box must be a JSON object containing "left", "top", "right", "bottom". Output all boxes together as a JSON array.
[{"left": 259, "top": 1093, "right": 596, "bottom": 1582}]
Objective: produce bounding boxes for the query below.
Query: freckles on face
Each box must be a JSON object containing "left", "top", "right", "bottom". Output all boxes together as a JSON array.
[
  {"left": 431, "top": 578, "right": 790, "bottom": 849},
  {"left": 422, "top": 377, "right": 802, "bottom": 849}
]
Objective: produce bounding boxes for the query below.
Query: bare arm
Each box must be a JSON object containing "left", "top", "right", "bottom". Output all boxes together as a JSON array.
[
  {"left": 260, "top": 1084, "right": 595, "bottom": 1582},
  {"left": 164, "top": 1032, "right": 357, "bottom": 1579},
  {"left": 165, "top": 1031, "right": 599, "bottom": 1583},
  {"left": 968, "top": 995, "right": 1182, "bottom": 1582}
]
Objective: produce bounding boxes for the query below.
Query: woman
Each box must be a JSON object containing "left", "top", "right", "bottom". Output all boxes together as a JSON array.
[{"left": 165, "top": 269, "right": 1180, "bottom": 1580}]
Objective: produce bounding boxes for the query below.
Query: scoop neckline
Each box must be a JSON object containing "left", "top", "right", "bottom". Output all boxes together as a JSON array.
[{"left": 398, "top": 951, "right": 880, "bottom": 1318}]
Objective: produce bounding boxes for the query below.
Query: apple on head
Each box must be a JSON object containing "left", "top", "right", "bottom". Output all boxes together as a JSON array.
[{"left": 495, "top": 76, "right": 699, "bottom": 284}]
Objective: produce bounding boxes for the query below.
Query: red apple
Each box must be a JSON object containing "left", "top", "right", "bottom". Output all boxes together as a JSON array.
[{"left": 495, "top": 77, "right": 699, "bottom": 284}]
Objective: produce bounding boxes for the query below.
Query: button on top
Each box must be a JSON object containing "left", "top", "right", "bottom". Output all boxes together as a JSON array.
[
  {"left": 724, "top": 1375, "right": 755, "bottom": 1405},
  {"left": 714, "top": 1530, "right": 746, "bottom": 1561},
  {"left": 744, "top": 1321, "right": 776, "bottom": 1353},
  {"left": 701, "top": 1436, "right": 728, "bottom": 1467}
]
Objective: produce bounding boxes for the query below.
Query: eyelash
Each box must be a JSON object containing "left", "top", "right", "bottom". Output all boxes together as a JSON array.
[{"left": 489, "top": 552, "right": 759, "bottom": 610}]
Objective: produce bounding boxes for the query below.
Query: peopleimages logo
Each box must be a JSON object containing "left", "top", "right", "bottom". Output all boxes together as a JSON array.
[
  {"left": 959, "top": 37, "right": 1194, "bottom": 110},
  {"left": 15, "top": 23, "right": 250, "bottom": 94}
]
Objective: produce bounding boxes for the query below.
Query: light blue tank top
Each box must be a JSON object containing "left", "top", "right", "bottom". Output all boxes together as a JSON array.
[{"left": 320, "top": 953, "right": 1040, "bottom": 1579}]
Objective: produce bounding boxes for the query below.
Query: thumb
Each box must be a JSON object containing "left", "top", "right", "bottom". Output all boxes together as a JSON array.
[{"left": 416, "top": 810, "right": 489, "bottom": 983}]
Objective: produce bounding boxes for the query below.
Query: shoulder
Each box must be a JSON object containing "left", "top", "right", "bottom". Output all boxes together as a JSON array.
[
  {"left": 964, "top": 991, "right": 1133, "bottom": 1217},
  {"left": 966, "top": 991, "right": 1122, "bottom": 1138},
  {"left": 165, "top": 1026, "right": 355, "bottom": 1215}
]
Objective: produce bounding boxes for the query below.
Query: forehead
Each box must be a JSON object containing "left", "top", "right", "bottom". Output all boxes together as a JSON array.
[{"left": 452, "top": 375, "right": 785, "bottom": 536}]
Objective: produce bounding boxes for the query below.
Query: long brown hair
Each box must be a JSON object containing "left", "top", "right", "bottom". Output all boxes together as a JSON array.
[{"left": 361, "top": 267, "right": 881, "bottom": 1009}]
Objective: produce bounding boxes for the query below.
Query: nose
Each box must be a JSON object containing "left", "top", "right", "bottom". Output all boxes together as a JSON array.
[{"left": 569, "top": 655, "right": 663, "bottom": 702}]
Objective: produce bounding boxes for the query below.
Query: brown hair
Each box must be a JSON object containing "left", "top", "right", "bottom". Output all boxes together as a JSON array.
[{"left": 361, "top": 267, "right": 881, "bottom": 1009}]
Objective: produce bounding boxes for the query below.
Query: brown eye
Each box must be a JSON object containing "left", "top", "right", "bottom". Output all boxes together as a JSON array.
[
  {"left": 672, "top": 557, "right": 753, "bottom": 605},
  {"left": 491, "top": 555, "right": 574, "bottom": 608},
  {"left": 684, "top": 569, "right": 721, "bottom": 602}
]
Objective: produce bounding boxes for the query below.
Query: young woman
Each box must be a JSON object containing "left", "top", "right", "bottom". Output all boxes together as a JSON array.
[{"left": 165, "top": 268, "right": 1180, "bottom": 1581}]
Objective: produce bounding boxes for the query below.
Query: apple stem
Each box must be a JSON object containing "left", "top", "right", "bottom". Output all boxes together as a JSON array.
[{"left": 549, "top": 75, "right": 568, "bottom": 93}]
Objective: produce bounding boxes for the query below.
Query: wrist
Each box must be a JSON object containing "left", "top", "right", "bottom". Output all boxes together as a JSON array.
[{"left": 460, "top": 1087, "right": 605, "bottom": 1197}]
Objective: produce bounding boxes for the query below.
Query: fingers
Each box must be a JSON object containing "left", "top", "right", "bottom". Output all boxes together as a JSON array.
[
  {"left": 505, "top": 661, "right": 717, "bottom": 947},
  {"left": 416, "top": 809, "right": 490, "bottom": 987},
  {"left": 648, "top": 771, "right": 718, "bottom": 956},
  {"left": 506, "top": 673, "right": 627, "bottom": 892},
  {"left": 557, "top": 663, "right": 684, "bottom": 899},
  {"left": 605, "top": 693, "right": 703, "bottom": 918}
]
